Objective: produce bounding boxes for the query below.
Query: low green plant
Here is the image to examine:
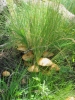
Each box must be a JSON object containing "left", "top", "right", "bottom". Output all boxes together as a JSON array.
[
  {"left": 0, "top": 65, "right": 27, "bottom": 100},
  {"left": 6, "top": 1, "right": 75, "bottom": 66},
  {"left": 0, "top": 63, "right": 75, "bottom": 100},
  {"left": 7, "top": 1, "right": 66, "bottom": 62}
]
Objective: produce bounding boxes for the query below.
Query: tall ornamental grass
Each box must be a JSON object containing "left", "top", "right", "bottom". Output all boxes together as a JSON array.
[{"left": 7, "top": 1, "right": 65, "bottom": 62}]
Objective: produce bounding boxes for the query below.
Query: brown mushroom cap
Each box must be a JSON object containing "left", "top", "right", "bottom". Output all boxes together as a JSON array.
[
  {"left": 22, "top": 51, "right": 34, "bottom": 61},
  {"left": 28, "top": 65, "right": 34, "bottom": 72},
  {"left": 28, "top": 65, "right": 39, "bottom": 72},
  {"left": 38, "top": 58, "right": 53, "bottom": 67},
  {"left": 50, "top": 63, "right": 60, "bottom": 71},
  {"left": 2, "top": 71, "right": 10, "bottom": 77}
]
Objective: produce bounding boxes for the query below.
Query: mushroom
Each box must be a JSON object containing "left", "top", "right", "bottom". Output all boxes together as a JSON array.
[
  {"left": 22, "top": 51, "right": 34, "bottom": 61},
  {"left": 28, "top": 65, "right": 39, "bottom": 72},
  {"left": 50, "top": 63, "right": 60, "bottom": 71},
  {"left": 28, "top": 65, "right": 34, "bottom": 72},
  {"left": 2, "top": 71, "right": 10, "bottom": 77},
  {"left": 66, "top": 97, "right": 75, "bottom": 100},
  {"left": 38, "top": 58, "right": 53, "bottom": 67},
  {"left": 17, "top": 45, "right": 27, "bottom": 52}
]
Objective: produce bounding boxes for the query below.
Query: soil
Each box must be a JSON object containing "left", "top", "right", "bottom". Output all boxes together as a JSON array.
[{"left": 0, "top": 48, "right": 24, "bottom": 76}]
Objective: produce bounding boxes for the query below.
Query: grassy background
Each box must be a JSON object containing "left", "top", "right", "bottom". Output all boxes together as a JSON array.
[{"left": 0, "top": 0, "right": 75, "bottom": 99}]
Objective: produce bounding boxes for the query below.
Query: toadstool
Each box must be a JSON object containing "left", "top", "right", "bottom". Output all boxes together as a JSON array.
[
  {"left": 28, "top": 65, "right": 39, "bottom": 72},
  {"left": 38, "top": 58, "right": 53, "bottom": 67},
  {"left": 2, "top": 71, "right": 10, "bottom": 77}
]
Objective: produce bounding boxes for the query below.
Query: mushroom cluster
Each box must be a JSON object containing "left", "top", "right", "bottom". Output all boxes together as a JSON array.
[
  {"left": 17, "top": 45, "right": 60, "bottom": 74},
  {"left": 38, "top": 58, "right": 60, "bottom": 74}
]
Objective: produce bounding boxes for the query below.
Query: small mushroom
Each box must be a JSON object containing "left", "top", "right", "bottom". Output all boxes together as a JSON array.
[
  {"left": 50, "top": 63, "right": 60, "bottom": 71},
  {"left": 28, "top": 65, "right": 39, "bottom": 72},
  {"left": 2, "top": 71, "right": 10, "bottom": 77},
  {"left": 22, "top": 51, "right": 34, "bottom": 61},
  {"left": 66, "top": 97, "right": 75, "bottom": 100},
  {"left": 17, "top": 45, "right": 27, "bottom": 51},
  {"left": 38, "top": 58, "right": 53, "bottom": 67},
  {"left": 28, "top": 65, "right": 34, "bottom": 72}
]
